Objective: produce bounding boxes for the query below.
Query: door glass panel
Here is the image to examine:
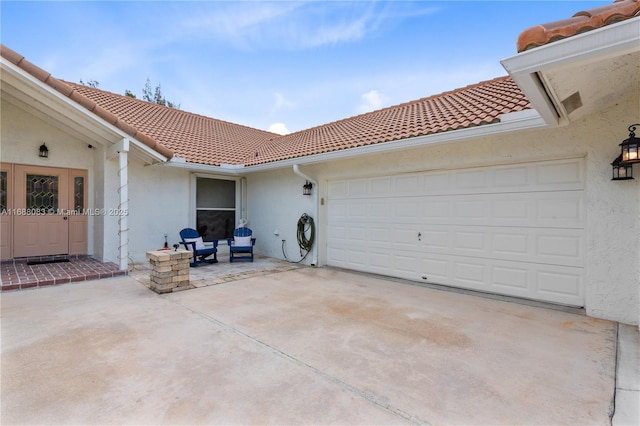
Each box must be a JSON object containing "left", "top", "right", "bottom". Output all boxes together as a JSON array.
[
  {"left": 74, "top": 176, "right": 85, "bottom": 211},
  {"left": 0, "top": 171, "right": 6, "bottom": 211},
  {"left": 26, "top": 174, "right": 58, "bottom": 212}
]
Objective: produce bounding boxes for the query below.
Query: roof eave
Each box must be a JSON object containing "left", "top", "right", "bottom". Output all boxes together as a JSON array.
[
  {"left": 1, "top": 56, "right": 168, "bottom": 165},
  {"left": 500, "top": 17, "right": 640, "bottom": 126}
]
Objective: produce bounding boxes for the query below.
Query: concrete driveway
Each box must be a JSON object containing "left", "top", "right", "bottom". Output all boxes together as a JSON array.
[{"left": 1, "top": 267, "right": 617, "bottom": 425}]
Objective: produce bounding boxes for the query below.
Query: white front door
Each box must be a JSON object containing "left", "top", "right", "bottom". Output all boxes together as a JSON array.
[{"left": 327, "top": 158, "right": 586, "bottom": 307}]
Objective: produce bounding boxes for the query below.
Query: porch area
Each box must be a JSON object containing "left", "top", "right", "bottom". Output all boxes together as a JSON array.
[
  {"left": 0, "top": 255, "right": 126, "bottom": 291},
  {"left": 128, "top": 254, "right": 304, "bottom": 290}
]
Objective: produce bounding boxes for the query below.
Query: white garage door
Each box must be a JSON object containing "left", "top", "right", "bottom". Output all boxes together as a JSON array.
[{"left": 327, "top": 158, "right": 585, "bottom": 306}]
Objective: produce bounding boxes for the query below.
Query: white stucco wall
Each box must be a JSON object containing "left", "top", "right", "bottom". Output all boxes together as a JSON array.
[
  {"left": 246, "top": 168, "right": 317, "bottom": 264},
  {"left": 246, "top": 95, "right": 639, "bottom": 325},
  {"left": 0, "top": 99, "right": 192, "bottom": 267},
  {"left": 125, "top": 162, "right": 191, "bottom": 265},
  {"left": 1, "top": 99, "right": 97, "bottom": 256}
]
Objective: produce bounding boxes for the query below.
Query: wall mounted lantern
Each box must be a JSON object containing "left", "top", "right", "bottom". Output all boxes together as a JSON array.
[
  {"left": 303, "top": 180, "right": 313, "bottom": 196},
  {"left": 620, "top": 124, "right": 640, "bottom": 164},
  {"left": 39, "top": 143, "right": 49, "bottom": 158},
  {"left": 611, "top": 154, "right": 633, "bottom": 180}
]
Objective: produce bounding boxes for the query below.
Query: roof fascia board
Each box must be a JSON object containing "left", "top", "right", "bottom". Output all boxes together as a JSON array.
[
  {"left": 162, "top": 109, "right": 546, "bottom": 174},
  {"left": 1, "top": 58, "right": 167, "bottom": 164},
  {"left": 501, "top": 18, "right": 640, "bottom": 126},
  {"left": 162, "top": 160, "right": 246, "bottom": 175}
]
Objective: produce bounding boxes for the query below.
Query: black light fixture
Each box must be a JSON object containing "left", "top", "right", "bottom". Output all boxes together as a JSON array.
[
  {"left": 303, "top": 180, "right": 313, "bottom": 196},
  {"left": 611, "top": 154, "right": 633, "bottom": 181},
  {"left": 620, "top": 123, "right": 640, "bottom": 164},
  {"left": 39, "top": 143, "right": 49, "bottom": 158}
]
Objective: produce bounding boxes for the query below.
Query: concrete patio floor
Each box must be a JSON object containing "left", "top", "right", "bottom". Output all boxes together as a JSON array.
[{"left": 1, "top": 266, "right": 636, "bottom": 425}]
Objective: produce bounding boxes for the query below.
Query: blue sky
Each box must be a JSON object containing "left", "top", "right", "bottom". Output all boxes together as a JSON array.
[{"left": 2, "top": 1, "right": 609, "bottom": 134}]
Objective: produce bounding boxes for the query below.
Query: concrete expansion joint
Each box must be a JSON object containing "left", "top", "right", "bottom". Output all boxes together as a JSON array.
[{"left": 167, "top": 297, "right": 431, "bottom": 426}]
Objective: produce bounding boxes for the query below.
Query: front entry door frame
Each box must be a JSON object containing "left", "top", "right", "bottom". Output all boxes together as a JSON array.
[{"left": 3, "top": 163, "right": 88, "bottom": 259}]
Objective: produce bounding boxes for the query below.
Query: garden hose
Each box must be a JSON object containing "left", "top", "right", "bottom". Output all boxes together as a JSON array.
[{"left": 283, "top": 213, "right": 315, "bottom": 263}]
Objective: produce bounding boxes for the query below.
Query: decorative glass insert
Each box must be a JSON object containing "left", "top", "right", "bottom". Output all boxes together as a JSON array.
[
  {"left": 26, "top": 174, "right": 58, "bottom": 211},
  {"left": 0, "top": 171, "right": 6, "bottom": 211},
  {"left": 74, "top": 176, "right": 84, "bottom": 211}
]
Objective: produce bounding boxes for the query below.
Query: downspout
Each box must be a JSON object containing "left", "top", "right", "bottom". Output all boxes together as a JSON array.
[{"left": 293, "top": 164, "right": 318, "bottom": 266}]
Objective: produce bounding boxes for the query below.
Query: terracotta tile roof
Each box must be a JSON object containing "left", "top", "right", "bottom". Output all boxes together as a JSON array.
[
  {"left": 517, "top": 0, "right": 640, "bottom": 52},
  {"left": 66, "top": 82, "right": 278, "bottom": 166},
  {"left": 0, "top": 44, "right": 174, "bottom": 160},
  {"left": 3, "top": 44, "right": 531, "bottom": 168},
  {"left": 243, "top": 76, "right": 531, "bottom": 166}
]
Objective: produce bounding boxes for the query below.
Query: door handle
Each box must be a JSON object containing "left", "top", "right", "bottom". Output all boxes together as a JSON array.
[
  {"left": 63, "top": 216, "right": 68, "bottom": 221},
  {"left": 418, "top": 232, "right": 422, "bottom": 241}
]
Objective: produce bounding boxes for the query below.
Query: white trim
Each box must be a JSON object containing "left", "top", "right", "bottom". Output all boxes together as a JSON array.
[{"left": 500, "top": 18, "right": 640, "bottom": 126}]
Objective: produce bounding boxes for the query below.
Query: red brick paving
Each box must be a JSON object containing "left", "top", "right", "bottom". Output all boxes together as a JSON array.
[{"left": 0, "top": 257, "right": 126, "bottom": 291}]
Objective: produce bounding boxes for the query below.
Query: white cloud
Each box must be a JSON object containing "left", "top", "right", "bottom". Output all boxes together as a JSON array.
[
  {"left": 358, "top": 89, "right": 384, "bottom": 113},
  {"left": 176, "top": 2, "right": 437, "bottom": 50},
  {"left": 268, "top": 123, "right": 290, "bottom": 135},
  {"left": 271, "top": 92, "right": 295, "bottom": 115}
]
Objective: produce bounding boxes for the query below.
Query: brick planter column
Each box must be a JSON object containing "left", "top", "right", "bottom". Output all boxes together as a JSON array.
[{"left": 145, "top": 249, "right": 193, "bottom": 293}]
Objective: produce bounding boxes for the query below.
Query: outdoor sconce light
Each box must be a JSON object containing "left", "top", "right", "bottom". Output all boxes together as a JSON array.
[
  {"left": 39, "top": 143, "right": 49, "bottom": 158},
  {"left": 620, "top": 124, "right": 640, "bottom": 164},
  {"left": 611, "top": 154, "right": 633, "bottom": 180},
  {"left": 303, "top": 180, "right": 313, "bottom": 196}
]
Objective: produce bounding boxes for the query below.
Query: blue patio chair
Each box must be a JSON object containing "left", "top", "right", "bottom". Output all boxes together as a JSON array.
[
  {"left": 179, "top": 228, "right": 219, "bottom": 267},
  {"left": 227, "top": 227, "right": 256, "bottom": 262}
]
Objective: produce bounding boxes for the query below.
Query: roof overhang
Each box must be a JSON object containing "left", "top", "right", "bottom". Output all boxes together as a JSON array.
[
  {"left": 1, "top": 57, "right": 167, "bottom": 165},
  {"left": 163, "top": 108, "right": 547, "bottom": 175},
  {"left": 501, "top": 17, "right": 640, "bottom": 126}
]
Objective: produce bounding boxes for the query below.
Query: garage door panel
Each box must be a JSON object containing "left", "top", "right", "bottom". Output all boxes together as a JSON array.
[
  {"left": 348, "top": 202, "right": 368, "bottom": 218},
  {"left": 536, "top": 160, "right": 583, "bottom": 186},
  {"left": 369, "top": 227, "right": 393, "bottom": 243},
  {"left": 493, "top": 165, "right": 530, "bottom": 187},
  {"left": 394, "top": 228, "right": 419, "bottom": 245},
  {"left": 327, "top": 159, "right": 584, "bottom": 200},
  {"left": 537, "top": 193, "right": 584, "bottom": 227},
  {"left": 492, "top": 232, "right": 529, "bottom": 256},
  {"left": 370, "top": 177, "right": 392, "bottom": 194},
  {"left": 328, "top": 200, "right": 348, "bottom": 219},
  {"left": 422, "top": 172, "right": 451, "bottom": 193},
  {"left": 416, "top": 225, "right": 583, "bottom": 267},
  {"left": 422, "top": 258, "right": 450, "bottom": 281},
  {"left": 348, "top": 227, "right": 368, "bottom": 242},
  {"left": 454, "top": 261, "right": 487, "bottom": 286},
  {"left": 421, "top": 254, "right": 583, "bottom": 305},
  {"left": 492, "top": 266, "right": 529, "bottom": 290},
  {"left": 369, "top": 201, "right": 392, "bottom": 219},
  {"left": 456, "top": 169, "right": 488, "bottom": 189},
  {"left": 395, "top": 175, "right": 421, "bottom": 193},
  {"left": 491, "top": 199, "right": 530, "bottom": 221},
  {"left": 423, "top": 201, "right": 450, "bottom": 220},
  {"left": 454, "top": 231, "right": 486, "bottom": 253},
  {"left": 454, "top": 199, "right": 487, "bottom": 221},
  {"left": 327, "top": 158, "right": 585, "bottom": 306},
  {"left": 423, "top": 230, "right": 449, "bottom": 249},
  {"left": 536, "top": 233, "right": 583, "bottom": 262}
]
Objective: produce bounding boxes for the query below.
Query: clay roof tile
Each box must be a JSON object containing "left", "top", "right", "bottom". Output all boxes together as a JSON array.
[{"left": 517, "top": 0, "right": 640, "bottom": 52}]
